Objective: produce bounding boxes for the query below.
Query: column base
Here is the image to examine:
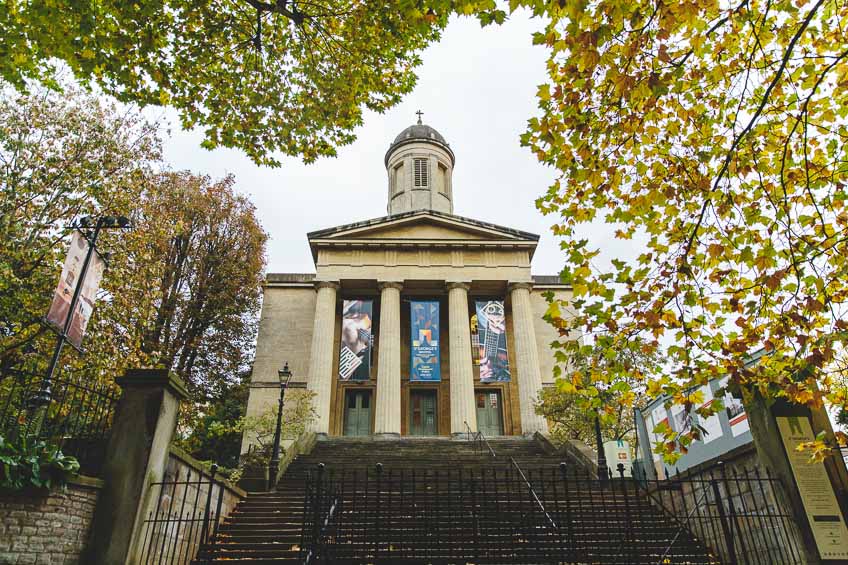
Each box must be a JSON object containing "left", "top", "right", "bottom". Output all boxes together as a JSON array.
[
  {"left": 314, "top": 432, "right": 330, "bottom": 442},
  {"left": 451, "top": 432, "right": 474, "bottom": 440},
  {"left": 372, "top": 432, "right": 401, "bottom": 440}
]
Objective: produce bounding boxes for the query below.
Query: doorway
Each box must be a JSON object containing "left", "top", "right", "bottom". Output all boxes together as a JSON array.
[
  {"left": 409, "top": 390, "right": 438, "bottom": 436},
  {"left": 475, "top": 390, "right": 504, "bottom": 436},
  {"left": 344, "top": 389, "right": 372, "bottom": 437}
]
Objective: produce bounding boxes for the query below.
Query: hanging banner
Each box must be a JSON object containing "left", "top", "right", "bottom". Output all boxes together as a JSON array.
[
  {"left": 719, "top": 377, "right": 750, "bottom": 436},
  {"left": 339, "top": 300, "right": 373, "bottom": 381},
  {"left": 45, "top": 231, "right": 105, "bottom": 350},
  {"left": 410, "top": 301, "right": 440, "bottom": 382},
  {"left": 474, "top": 300, "right": 510, "bottom": 382}
]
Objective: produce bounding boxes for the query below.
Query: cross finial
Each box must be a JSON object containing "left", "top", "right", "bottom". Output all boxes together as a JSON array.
[{"left": 415, "top": 110, "right": 424, "bottom": 125}]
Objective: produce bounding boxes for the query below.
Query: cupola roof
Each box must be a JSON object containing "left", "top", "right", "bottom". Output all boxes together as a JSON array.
[{"left": 385, "top": 115, "right": 455, "bottom": 166}]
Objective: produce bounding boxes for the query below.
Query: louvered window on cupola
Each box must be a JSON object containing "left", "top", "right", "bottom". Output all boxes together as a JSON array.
[{"left": 414, "top": 158, "right": 428, "bottom": 187}]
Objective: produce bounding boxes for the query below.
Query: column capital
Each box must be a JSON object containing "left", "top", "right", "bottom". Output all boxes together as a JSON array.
[
  {"left": 314, "top": 280, "right": 341, "bottom": 291},
  {"left": 507, "top": 281, "right": 534, "bottom": 293},
  {"left": 377, "top": 280, "right": 403, "bottom": 292},
  {"left": 446, "top": 281, "right": 471, "bottom": 292}
]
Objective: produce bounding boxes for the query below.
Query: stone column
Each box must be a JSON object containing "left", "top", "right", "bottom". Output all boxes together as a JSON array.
[
  {"left": 448, "top": 282, "right": 477, "bottom": 436},
  {"left": 87, "top": 368, "right": 188, "bottom": 565},
  {"left": 374, "top": 281, "right": 403, "bottom": 437},
  {"left": 306, "top": 281, "right": 340, "bottom": 435},
  {"left": 508, "top": 282, "right": 549, "bottom": 435}
]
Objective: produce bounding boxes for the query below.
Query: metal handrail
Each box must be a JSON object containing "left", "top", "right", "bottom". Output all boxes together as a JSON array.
[
  {"left": 463, "top": 420, "right": 496, "bottom": 457},
  {"left": 509, "top": 456, "right": 557, "bottom": 529},
  {"left": 304, "top": 486, "right": 341, "bottom": 564}
]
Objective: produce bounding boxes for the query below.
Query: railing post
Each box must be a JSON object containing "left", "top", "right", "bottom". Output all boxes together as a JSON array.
[
  {"left": 200, "top": 464, "right": 219, "bottom": 547},
  {"left": 313, "top": 463, "right": 325, "bottom": 562},
  {"left": 618, "top": 463, "right": 633, "bottom": 562},
  {"left": 375, "top": 462, "right": 383, "bottom": 562},
  {"left": 712, "top": 462, "right": 738, "bottom": 565}
]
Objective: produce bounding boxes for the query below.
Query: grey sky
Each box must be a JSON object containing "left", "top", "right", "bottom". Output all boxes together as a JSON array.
[{"left": 154, "top": 11, "right": 572, "bottom": 276}]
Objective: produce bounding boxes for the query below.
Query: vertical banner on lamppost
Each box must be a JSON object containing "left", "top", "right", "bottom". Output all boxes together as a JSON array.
[
  {"left": 474, "top": 300, "right": 511, "bottom": 383},
  {"left": 45, "top": 231, "right": 105, "bottom": 349},
  {"left": 339, "top": 299, "right": 373, "bottom": 381},
  {"left": 410, "top": 301, "right": 440, "bottom": 382}
]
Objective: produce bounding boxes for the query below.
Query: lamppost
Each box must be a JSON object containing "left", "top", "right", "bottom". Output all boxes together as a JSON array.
[
  {"left": 268, "top": 361, "right": 292, "bottom": 489},
  {"left": 31, "top": 215, "right": 131, "bottom": 408},
  {"left": 595, "top": 381, "right": 610, "bottom": 483}
]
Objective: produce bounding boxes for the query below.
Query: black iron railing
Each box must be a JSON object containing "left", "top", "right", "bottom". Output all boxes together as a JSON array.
[
  {"left": 139, "top": 464, "right": 229, "bottom": 565},
  {"left": 0, "top": 361, "right": 119, "bottom": 476},
  {"left": 643, "top": 462, "right": 804, "bottom": 565},
  {"left": 463, "top": 420, "right": 496, "bottom": 457},
  {"left": 299, "top": 459, "right": 804, "bottom": 565}
]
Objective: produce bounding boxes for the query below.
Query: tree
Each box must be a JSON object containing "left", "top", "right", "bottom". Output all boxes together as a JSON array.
[
  {"left": 87, "top": 171, "right": 268, "bottom": 397},
  {"left": 536, "top": 341, "right": 652, "bottom": 449},
  {"left": 1, "top": 1, "right": 506, "bottom": 166},
  {"left": 0, "top": 81, "right": 160, "bottom": 367},
  {"left": 522, "top": 0, "right": 848, "bottom": 458}
]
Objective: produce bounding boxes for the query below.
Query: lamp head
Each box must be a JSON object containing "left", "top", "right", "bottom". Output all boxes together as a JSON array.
[{"left": 278, "top": 362, "right": 292, "bottom": 387}]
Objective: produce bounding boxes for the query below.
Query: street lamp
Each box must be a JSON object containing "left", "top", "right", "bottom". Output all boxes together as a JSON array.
[
  {"left": 31, "top": 215, "right": 131, "bottom": 409},
  {"left": 268, "top": 361, "right": 292, "bottom": 489},
  {"left": 595, "top": 381, "right": 610, "bottom": 483}
]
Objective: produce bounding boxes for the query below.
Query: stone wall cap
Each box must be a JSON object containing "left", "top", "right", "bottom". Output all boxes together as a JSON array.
[
  {"left": 116, "top": 368, "right": 189, "bottom": 400},
  {"left": 68, "top": 474, "right": 105, "bottom": 490}
]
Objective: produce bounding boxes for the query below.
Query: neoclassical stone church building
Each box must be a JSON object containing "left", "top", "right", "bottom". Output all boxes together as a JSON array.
[{"left": 242, "top": 118, "right": 572, "bottom": 449}]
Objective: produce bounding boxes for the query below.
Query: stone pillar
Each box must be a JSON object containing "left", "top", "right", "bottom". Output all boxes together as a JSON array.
[
  {"left": 86, "top": 368, "right": 188, "bottom": 565},
  {"left": 508, "top": 282, "right": 549, "bottom": 435},
  {"left": 374, "top": 281, "right": 403, "bottom": 437},
  {"left": 447, "top": 282, "right": 477, "bottom": 436},
  {"left": 306, "top": 281, "right": 340, "bottom": 435}
]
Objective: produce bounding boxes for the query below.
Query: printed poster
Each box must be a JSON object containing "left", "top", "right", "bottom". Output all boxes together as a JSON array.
[
  {"left": 720, "top": 377, "right": 750, "bottom": 436},
  {"left": 339, "top": 300, "right": 373, "bottom": 381},
  {"left": 697, "top": 384, "right": 723, "bottom": 444},
  {"left": 410, "top": 301, "right": 440, "bottom": 382},
  {"left": 45, "top": 231, "right": 105, "bottom": 349},
  {"left": 474, "top": 300, "right": 511, "bottom": 383},
  {"left": 777, "top": 416, "right": 848, "bottom": 560}
]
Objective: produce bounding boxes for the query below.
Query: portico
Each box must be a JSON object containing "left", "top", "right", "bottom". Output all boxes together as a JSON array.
[{"left": 241, "top": 118, "right": 573, "bottom": 452}]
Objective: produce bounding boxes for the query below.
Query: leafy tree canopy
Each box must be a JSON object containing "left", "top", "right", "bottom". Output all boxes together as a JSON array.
[
  {"left": 1, "top": 0, "right": 505, "bottom": 166},
  {"left": 523, "top": 0, "right": 848, "bottom": 457}
]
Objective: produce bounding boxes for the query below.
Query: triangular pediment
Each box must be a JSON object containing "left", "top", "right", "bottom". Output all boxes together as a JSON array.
[{"left": 307, "top": 210, "right": 539, "bottom": 243}]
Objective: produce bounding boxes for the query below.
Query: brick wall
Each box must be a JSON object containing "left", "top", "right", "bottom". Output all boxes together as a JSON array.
[{"left": 0, "top": 477, "right": 102, "bottom": 565}]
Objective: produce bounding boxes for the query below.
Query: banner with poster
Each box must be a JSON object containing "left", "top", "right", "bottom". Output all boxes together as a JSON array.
[
  {"left": 719, "top": 377, "right": 750, "bottom": 436},
  {"left": 410, "top": 301, "right": 440, "bottom": 382},
  {"left": 474, "top": 300, "right": 511, "bottom": 383},
  {"left": 45, "top": 231, "right": 106, "bottom": 350},
  {"left": 339, "top": 300, "right": 373, "bottom": 381},
  {"left": 696, "top": 383, "right": 723, "bottom": 443}
]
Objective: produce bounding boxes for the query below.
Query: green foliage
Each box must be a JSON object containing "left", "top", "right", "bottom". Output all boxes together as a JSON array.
[
  {"left": 517, "top": 0, "right": 848, "bottom": 458},
  {"left": 1, "top": 0, "right": 505, "bottom": 166},
  {"left": 0, "top": 434, "right": 80, "bottom": 491},
  {"left": 536, "top": 340, "right": 650, "bottom": 449}
]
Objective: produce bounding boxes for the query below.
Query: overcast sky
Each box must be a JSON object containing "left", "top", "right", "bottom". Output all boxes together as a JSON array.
[{"left": 154, "top": 10, "right": 625, "bottom": 276}]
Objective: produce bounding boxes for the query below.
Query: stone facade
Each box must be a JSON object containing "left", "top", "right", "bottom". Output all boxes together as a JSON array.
[
  {"left": 242, "top": 121, "right": 574, "bottom": 452},
  {"left": 0, "top": 477, "right": 101, "bottom": 565}
]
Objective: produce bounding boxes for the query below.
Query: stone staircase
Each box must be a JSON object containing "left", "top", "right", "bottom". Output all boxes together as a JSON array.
[{"left": 194, "top": 437, "right": 719, "bottom": 564}]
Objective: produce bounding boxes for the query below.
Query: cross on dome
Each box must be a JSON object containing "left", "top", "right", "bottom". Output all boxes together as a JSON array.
[{"left": 415, "top": 110, "right": 424, "bottom": 124}]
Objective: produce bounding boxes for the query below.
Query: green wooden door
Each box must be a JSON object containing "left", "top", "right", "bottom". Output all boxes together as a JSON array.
[
  {"left": 475, "top": 390, "right": 504, "bottom": 437},
  {"left": 344, "top": 390, "right": 371, "bottom": 437},
  {"left": 410, "top": 390, "right": 437, "bottom": 436}
]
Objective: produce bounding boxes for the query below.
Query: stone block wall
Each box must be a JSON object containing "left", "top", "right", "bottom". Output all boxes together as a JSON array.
[
  {"left": 134, "top": 446, "right": 245, "bottom": 563},
  {"left": 0, "top": 476, "right": 102, "bottom": 565}
]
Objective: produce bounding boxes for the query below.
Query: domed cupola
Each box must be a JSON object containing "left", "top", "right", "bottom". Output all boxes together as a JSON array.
[{"left": 385, "top": 112, "right": 455, "bottom": 215}]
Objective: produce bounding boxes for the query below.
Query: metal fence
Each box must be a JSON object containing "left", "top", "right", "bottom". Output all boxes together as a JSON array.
[
  {"left": 300, "top": 460, "right": 804, "bottom": 565},
  {"left": 139, "top": 464, "right": 227, "bottom": 565},
  {"left": 0, "top": 360, "right": 119, "bottom": 476},
  {"left": 643, "top": 462, "right": 804, "bottom": 565}
]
